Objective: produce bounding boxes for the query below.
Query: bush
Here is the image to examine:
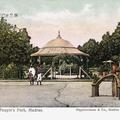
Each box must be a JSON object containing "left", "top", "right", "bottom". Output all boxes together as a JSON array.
[
  {"left": 0, "top": 63, "right": 29, "bottom": 79},
  {"left": 2, "top": 63, "right": 18, "bottom": 79},
  {"left": 98, "top": 64, "right": 110, "bottom": 72}
]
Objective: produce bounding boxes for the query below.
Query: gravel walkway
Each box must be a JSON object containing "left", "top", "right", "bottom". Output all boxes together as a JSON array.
[{"left": 0, "top": 81, "right": 120, "bottom": 107}]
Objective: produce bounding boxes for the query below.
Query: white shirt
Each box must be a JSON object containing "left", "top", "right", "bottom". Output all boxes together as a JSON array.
[{"left": 29, "top": 67, "right": 36, "bottom": 77}]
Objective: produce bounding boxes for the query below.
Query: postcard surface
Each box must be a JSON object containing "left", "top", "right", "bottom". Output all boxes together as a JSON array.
[{"left": 0, "top": 0, "right": 120, "bottom": 110}]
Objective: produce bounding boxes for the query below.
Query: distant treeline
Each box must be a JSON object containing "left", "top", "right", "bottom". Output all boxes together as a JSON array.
[{"left": 77, "top": 22, "right": 120, "bottom": 67}]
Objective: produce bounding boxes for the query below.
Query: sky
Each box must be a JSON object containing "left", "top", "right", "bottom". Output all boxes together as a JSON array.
[{"left": 0, "top": 0, "right": 120, "bottom": 48}]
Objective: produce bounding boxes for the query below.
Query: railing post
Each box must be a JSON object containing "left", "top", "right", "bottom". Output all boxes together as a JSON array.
[
  {"left": 60, "top": 67, "right": 61, "bottom": 79},
  {"left": 79, "top": 67, "right": 81, "bottom": 78},
  {"left": 70, "top": 66, "right": 71, "bottom": 78},
  {"left": 51, "top": 67, "right": 53, "bottom": 79},
  {"left": 54, "top": 67, "right": 56, "bottom": 79}
]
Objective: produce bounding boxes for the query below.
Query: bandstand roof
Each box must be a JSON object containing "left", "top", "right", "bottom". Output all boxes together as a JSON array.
[{"left": 31, "top": 31, "right": 89, "bottom": 57}]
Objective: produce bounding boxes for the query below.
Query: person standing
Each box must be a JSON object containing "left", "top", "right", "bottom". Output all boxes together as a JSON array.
[
  {"left": 36, "top": 64, "right": 43, "bottom": 85},
  {"left": 28, "top": 65, "right": 36, "bottom": 85},
  {"left": 28, "top": 71, "right": 33, "bottom": 85}
]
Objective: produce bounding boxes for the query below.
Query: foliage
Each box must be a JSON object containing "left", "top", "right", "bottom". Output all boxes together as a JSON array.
[
  {"left": 0, "top": 17, "right": 33, "bottom": 66},
  {"left": 42, "top": 64, "right": 51, "bottom": 79},
  {"left": 97, "top": 64, "right": 110, "bottom": 72},
  {"left": 78, "top": 22, "right": 120, "bottom": 67},
  {"left": 58, "top": 62, "right": 79, "bottom": 74},
  {"left": 41, "top": 56, "right": 53, "bottom": 65},
  {"left": 2, "top": 18, "right": 120, "bottom": 79},
  {"left": 99, "top": 23, "right": 120, "bottom": 62},
  {"left": 0, "top": 17, "right": 36, "bottom": 79},
  {"left": 30, "top": 46, "right": 39, "bottom": 65},
  {"left": 52, "top": 54, "right": 80, "bottom": 67},
  {"left": 0, "top": 63, "right": 18, "bottom": 79},
  {"left": 92, "top": 74, "right": 100, "bottom": 83},
  {"left": 111, "top": 55, "right": 120, "bottom": 64},
  {"left": 80, "top": 39, "right": 100, "bottom": 67}
]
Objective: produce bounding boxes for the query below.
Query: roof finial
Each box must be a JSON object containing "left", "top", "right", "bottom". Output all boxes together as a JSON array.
[{"left": 57, "top": 30, "right": 62, "bottom": 38}]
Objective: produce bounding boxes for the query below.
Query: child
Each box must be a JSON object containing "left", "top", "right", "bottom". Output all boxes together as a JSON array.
[
  {"left": 28, "top": 65, "right": 36, "bottom": 85},
  {"left": 28, "top": 71, "right": 34, "bottom": 85}
]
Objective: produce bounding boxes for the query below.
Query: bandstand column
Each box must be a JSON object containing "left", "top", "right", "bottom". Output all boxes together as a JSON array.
[{"left": 70, "top": 66, "right": 72, "bottom": 78}]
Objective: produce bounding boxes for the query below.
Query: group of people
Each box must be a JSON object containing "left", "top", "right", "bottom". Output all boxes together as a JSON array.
[{"left": 28, "top": 64, "right": 43, "bottom": 85}]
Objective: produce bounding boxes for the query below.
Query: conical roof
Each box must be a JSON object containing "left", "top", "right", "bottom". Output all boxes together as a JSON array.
[
  {"left": 44, "top": 31, "right": 73, "bottom": 48},
  {"left": 31, "top": 31, "right": 89, "bottom": 56}
]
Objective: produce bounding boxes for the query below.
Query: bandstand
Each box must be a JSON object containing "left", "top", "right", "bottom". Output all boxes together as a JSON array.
[{"left": 31, "top": 31, "right": 90, "bottom": 79}]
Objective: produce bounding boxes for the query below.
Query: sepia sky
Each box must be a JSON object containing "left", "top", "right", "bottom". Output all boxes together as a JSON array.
[{"left": 0, "top": 0, "right": 120, "bottom": 47}]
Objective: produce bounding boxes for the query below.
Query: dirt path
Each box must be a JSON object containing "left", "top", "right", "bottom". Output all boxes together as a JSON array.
[{"left": 0, "top": 82, "right": 120, "bottom": 107}]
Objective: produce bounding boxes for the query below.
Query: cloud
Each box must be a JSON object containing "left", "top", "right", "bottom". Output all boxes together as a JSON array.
[
  {"left": 6, "top": 3, "right": 120, "bottom": 48},
  {"left": 0, "top": 5, "right": 18, "bottom": 13},
  {"left": 21, "top": 3, "right": 110, "bottom": 26},
  {"left": 81, "top": 4, "right": 93, "bottom": 15},
  {"left": 22, "top": 9, "right": 80, "bottom": 25}
]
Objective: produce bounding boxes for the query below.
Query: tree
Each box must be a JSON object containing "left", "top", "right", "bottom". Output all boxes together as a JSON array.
[
  {"left": 77, "top": 22, "right": 120, "bottom": 68},
  {"left": 81, "top": 39, "right": 100, "bottom": 67},
  {"left": 99, "top": 31, "right": 112, "bottom": 61},
  {"left": 110, "top": 22, "right": 120, "bottom": 56},
  {"left": 30, "top": 46, "right": 39, "bottom": 65},
  {"left": 0, "top": 17, "right": 33, "bottom": 79},
  {"left": 99, "top": 22, "right": 120, "bottom": 63}
]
